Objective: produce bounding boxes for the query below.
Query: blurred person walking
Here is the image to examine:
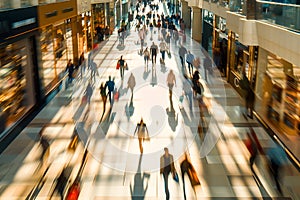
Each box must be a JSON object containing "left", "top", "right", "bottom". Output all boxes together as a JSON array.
[
  {"left": 105, "top": 76, "right": 115, "bottom": 104},
  {"left": 38, "top": 129, "right": 50, "bottom": 163},
  {"left": 167, "top": 70, "right": 176, "bottom": 101},
  {"left": 127, "top": 73, "right": 136, "bottom": 101},
  {"left": 150, "top": 42, "right": 158, "bottom": 65},
  {"left": 186, "top": 51, "right": 194, "bottom": 76},
  {"left": 240, "top": 71, "right": 254, "bottom": 119},
  {"left": 90, "top": 61, "right": 99, "bottom": 83},
  {"left": 52, "top": 167, "right": 69, "bottom": 200},
  {"left": 267, "top": 144, "right": 288, "bottom": 195},
  {"left": 183, "top": 74, "right": 193, "bottom": 109},
  {"left": 78, "top": 52, "right": 85, "bottom": 77},
  {"left": 160, "top": 147, "right": 176, "bottom": 200},
  {"left": 133, "top": 118, "right": 149, "bottom": 154},
  {"left": 180, "top": 153, "right": 200, "bottom": 200},
  {"left": 84, "top": 82, "right": 93, "bottom": 105},
  {"left": 118, "top": 56, "right": 126, "bottom": 80},
  {"left": 245, "top": 132, "right": 258, "bottom": 171},
  {"left": 65, "top": 59, "right": 75, "bottom": 85},
  {"left": 159, "top": 39, "right": 168, "bottom": 64},
  {"left": 143, "top": 47, "right": 150, "bottom": 68},
  {"left": 99, "top": 83, "right": 107, "bottom": 113},
  {"left": 178, "top": 45, "right": 187, "bottom": 70},
  {"left": 203, "top": 56, "right": 212, "bottom": 83}
]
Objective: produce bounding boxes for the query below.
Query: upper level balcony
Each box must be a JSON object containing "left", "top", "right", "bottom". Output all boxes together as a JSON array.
[
  {"left": 256, "top": 1, "right": 300, "bottom": 33},
  {"left": 0, "top": 0, "right": 69, "bottom": 11},
  {"left": 197, "top": 0, "right": 300, "bottom": 33}
]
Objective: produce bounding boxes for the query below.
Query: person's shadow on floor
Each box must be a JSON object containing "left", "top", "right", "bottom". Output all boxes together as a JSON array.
[{"left": 130, "top": 154, "right": 150, "bottom": 200}]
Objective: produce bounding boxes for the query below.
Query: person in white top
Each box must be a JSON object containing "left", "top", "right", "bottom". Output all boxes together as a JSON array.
[
  {"left": 127, "top": 72, "right": 136, "bottom": 100},
  {"left": 166, "top": 69, "right": 176, "bottom": 100},
  {"left": 139, "top": 28, "right": 145, "bottom": 52},
  {"left": 134, "top": 118, "right": 149, "bottom": 154},
  {"left": 159, "top": 40, "right": 168, "bottom": 64},
  {"left": 143, "top": 47, "right": 150, "bottom": 68}
]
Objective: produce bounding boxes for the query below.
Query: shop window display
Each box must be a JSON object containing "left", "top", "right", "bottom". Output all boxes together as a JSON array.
[
  {"left": 40, "top": 25, "right": 55, "bottom": 89},
  {"left": 265, "top": 54, "right": 300, "bottom": 135},
  {"left": 54, "top": 24, "right": 68, "bottom": 74},
  {"left": 0, "top": 42, "right": 29, "bottom": 135},
  {"left": 78, "top": 13, "right": 92, "bottom": 53},
  {"left": 233, "top": 41, "right": 248, "bottom": 77},
  {"left": 40, "top": 21, "right": 73, "bottom": 93}
]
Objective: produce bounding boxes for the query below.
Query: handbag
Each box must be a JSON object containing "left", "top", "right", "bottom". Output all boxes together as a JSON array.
[
  {"left": 81, "top": 95, "right": 87, "bottom": 104},
  {"left": 179, "top": 94, "right": 184, "bottom": 103},
  {"left": 114, "top": 90, "right": 119, "bottom": 101},
  {"left": 187, "top": 165, "right": 200, "bottom": 186},
  {"left": 125, "top": 63, "right": 129, "bottom": 70},
  {"left": 168, "top": 51, "right": 171, "bottom": 58},
  {"left": 192, "top": 57, "right": 200, "bottom": 68},
  {"left": 173, "top": 171, "right": 179, "bottom": 183},
  {"left": 116, "top": 62, "right": 120, "bottom": 70}
]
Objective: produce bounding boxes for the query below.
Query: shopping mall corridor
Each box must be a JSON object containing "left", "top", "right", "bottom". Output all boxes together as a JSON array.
[{"left": 0, "top": 2, "right": 300, "bottom": 199}]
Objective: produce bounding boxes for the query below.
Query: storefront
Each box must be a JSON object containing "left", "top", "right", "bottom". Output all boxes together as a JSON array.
[
  {"left": 212, "top": 16, "right": 228, "bottom": 77},
  {"left": 37, "top": 1, "right": 77, "bottom": 95},
  {"left": 115, "top": 0, "right": 128, "bottom": 27},
  {"left": 92, "top": 0, "right": 115, "bottom": 45},
  {"left": 77, "top": 0, "right": 92, "bottom": 53},
  {"left": 227, "top": 31, "right": 258, "bottom": 97},
  {"left": 202, "top": 10, "right": 213, "bottom": 52},
  {"left": 0, "top": 7, "right": 38, "bottom": 136},
  {"left": 256, "top": 49, "right": 300, "bottom": 136}
]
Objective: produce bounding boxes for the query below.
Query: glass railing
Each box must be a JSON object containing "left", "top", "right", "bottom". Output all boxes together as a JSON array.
[
  {"left": 204, "top": 0, "right": 230, "bottom": 8},
  {"left": 229, "top": 0, "right": 245, "bottom": 14},
  {"left": 0, "top": 0, "right": 69, "bottom": 11},
  {"left": 256, "top": 0, "right": 300, "bottom": 32}
]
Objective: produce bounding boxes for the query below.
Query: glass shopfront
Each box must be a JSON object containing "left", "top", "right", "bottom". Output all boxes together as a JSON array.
[
  {"left": 227, "top": 31, "right": 258, "bottom": 96},
  {"left": 93, "top": 3, "right": 110, "bottom": 44},
  {"left": 0, "top": 39, "right": 35, "bottom": 135},
  {"left": 260, "top": 52, "right": 300, "bottom": 136},
  {"left": 40, "top": 20, "right": 74, "bottom": 94},
  {"left": 78, "top": 12, "right": 92, "bottom": 52},
  {"left": 202, "top": 10, "right": 213, "bottom": 52},
  {"left": 212, "top": 16, "right": 228, "bottom": 76}
]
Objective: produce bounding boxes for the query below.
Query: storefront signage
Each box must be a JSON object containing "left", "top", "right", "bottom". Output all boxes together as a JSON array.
[
  {"left": 45, "top": 11, "right": 58, "bottom": 18},
  {"left": 12, "top": 18, "right": 36, "bottom": 29},
  {"left": 234, "top": 77, "right": 240, "bottom": 88},
  {"left": 0, "top": 7, "right": 38, "bottom": 43},
  {"left": 38, "top": 1, "right": 77, "bottom": 27},
  {"left": 63, "top": 7, "right": 74, "bottom": 13}
]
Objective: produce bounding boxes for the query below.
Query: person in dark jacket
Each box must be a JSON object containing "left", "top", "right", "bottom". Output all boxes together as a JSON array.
[
  {"left": 246, "top": 87, "right": 255, "bottom": 119},
  {"left": 66, "top": 59, "right": 75, "bottom": 84}
]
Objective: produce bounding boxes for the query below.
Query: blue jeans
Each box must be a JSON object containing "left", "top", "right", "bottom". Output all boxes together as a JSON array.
[{"left": 161, "top": 51, "right": 166, "bottom": 61}]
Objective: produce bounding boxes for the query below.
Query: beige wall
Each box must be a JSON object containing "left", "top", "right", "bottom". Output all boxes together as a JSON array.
[
  {"left": 226, "top": 11, "right": 300, "bottom": 67},
  {"left": 77, "top": 0, "right": 92, "bottom": 14},
  {"left": 38, "top": 1, "right": 77, "bottom": 27}
]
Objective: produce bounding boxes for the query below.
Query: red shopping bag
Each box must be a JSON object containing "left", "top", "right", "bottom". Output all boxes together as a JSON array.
[
  {"left": 66, "top": 181, "right": 80, "bottom": 200},
  {"left": 116, "top": 62, "right": 120, "bottom": 69},
  {"left": 114, "top": 90, "right": 119, "bottom": 101}
]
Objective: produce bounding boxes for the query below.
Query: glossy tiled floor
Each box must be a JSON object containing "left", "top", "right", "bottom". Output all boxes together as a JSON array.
[{"left": 0, "top": 3, "right": 300, "bottom": 200}]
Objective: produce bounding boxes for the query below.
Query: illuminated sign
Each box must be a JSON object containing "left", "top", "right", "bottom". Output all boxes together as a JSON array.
[
  {"left": 12, "top": 18, "right": 36, "bottom": 29},
  {"left": 234, "top": 77, "right": 240, "bottom": 88}
]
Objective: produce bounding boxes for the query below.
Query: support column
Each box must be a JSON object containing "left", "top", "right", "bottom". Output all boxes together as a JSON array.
[
  {"left": 11, "top": 0, "right": 21, "bottom": 8},
  {"left": 192, "top": 7, "right": 202, "bottom": 43},
  {"left": 71, "top": 17, "right": 79, "bottom": 66},
  {"left": 181, "top": 1, "right": 191, "bottom": 28}
]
